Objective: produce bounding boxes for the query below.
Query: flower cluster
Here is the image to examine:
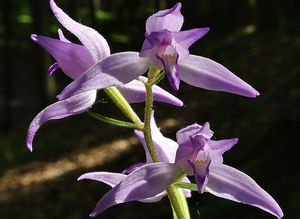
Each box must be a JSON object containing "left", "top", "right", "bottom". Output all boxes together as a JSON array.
[{"left": 26, "top": 1, "right": 283, "bottom": 219}]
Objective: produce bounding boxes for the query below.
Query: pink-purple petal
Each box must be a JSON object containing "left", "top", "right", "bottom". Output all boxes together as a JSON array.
[
  {"left": 134, "top": 130, "right": 151, "bottom": 161},
  {"left": 152, "top": 82, "right": 183, "bottom": 106},
  {"left": 134, "top": 111, "right": 178, "bottom": 163},
  {"left": 139, "top": 191, "right": 167, "bottom": 203},
  {"left": 209, "top": 138, "right": 238, "bottom": 157},
  {"left": 189, "top": 159, "right": 211, "bottom": 193},
  {"left": 206, "top": 164, "right": 283, "bottom": 218},
  {"left": 57, "top": 28, "right": 71, "bottom": 43},
  {"left": 179, "top": 55, "right": 260, "bottom": 98},
  {"left": 142, "top": 177, "right": 191, "bottom": 203},
  {"left": 48, "top": 62, "right": 59, "bottom": 76},
  {"left": 49, "top": 0, "right": 110, "bottom": 61},
  {"left": 140, "top": 178, "right": 192, "bottom": 203},
  {"left": 78, "top": 170, "right": 168, "bottom": 204},
  {"left": 175, "top": 123, "right": 213, "bottom": 163},
  {"left": 118, "top": 77, "right": 183, "bottom": 106},
  {"left": 31, "top": 34, "right": 94, "bottom": 79},
  {"left": 89, "top": 162, "right": 180, "bottom": 217},
  {"left": 146, "top": 2, "right": 183, "bottom": 33},
  {"left": 172, "top": 28, "right": 210, "bottom": 50},
  {"left": 26, "top": 90, "right": 96, "bottom": 151},
  {"left": 57, "top": 52, "right": 149, "bottom": 100},
  {"left": 78, "top": 172, "right": 127, "bottom": 188},
  {"left": 176, "top": 123, "right": 213, "bottom": 146},
  {"left": 122, "top": 162, "right": 145, "bottom": 174},
  {"left": 158, "top": 54, "right": 181, "bottom": 90}
]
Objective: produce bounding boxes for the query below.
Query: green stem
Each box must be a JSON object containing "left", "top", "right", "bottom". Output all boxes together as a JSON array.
[
  {"left": 104, "top": 86, "right": 143, "bottom": 129},
  {"left": 142, "top": 68, "right": 190, "bottom": 219},
  {"left": 143, "top": 81, "right": 159, "bottom": 162},
  {"left": 167, "top": 186, "right": 190, "bottom": 219}
]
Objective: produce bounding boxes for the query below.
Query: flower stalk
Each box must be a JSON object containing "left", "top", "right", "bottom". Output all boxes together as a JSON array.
[
  {"left": 142, "top": 68, "right": 160, "bottom": 162},
  {"left": 167, "top": 186, "right": 190, "bottom": 219},
  {"left": 142, "top": 67, "right": 190, "bottom": 219}
]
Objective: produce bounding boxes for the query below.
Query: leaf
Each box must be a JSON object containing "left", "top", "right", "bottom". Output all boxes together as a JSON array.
[
  {"left": 173, "top": 182, "right": 198, "bottom": 191},
  {"left": 88, "top": 111, "right": 141, "bottom": 129}
]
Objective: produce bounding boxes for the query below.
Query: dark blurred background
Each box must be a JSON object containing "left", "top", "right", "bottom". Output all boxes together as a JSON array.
[{"left": 0, "top": 0, "right": 299, "bottom": 218}]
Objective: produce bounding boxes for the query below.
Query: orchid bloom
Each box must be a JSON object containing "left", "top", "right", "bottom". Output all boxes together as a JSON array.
[
  {"left": 78, "top": 112, "right": 191, "bottom": 216},
  {"left": 139, "top": 2, "right": 260, "bottom": 94},
  {"left": 174, "top": 122, "right": 283, "bottom": 218},
  {"left": 79, "top": 119, "right": 283, "bottom": 218},
  {"left": 26, "top": 0, "right": 184, "bottom": 151},
  {"left": 57, "top": 2, "right": 259, "bottom": 100}
]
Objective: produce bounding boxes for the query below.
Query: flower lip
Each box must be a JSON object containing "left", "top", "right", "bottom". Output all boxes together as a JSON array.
[
  {"left": 189, "top": 158, "right": 211, "bottom": 193},
  {"left": 157, "top": 53, "right": 180, "bottom": 90}
]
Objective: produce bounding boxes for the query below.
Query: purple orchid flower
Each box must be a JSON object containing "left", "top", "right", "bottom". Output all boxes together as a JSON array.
[
  {"left": 139, "top": 2, "right": 260, "bottom": 94},
  {"left": 57, "top": 2, "right": 259, "bottom": 100},
  {"left": 174, "top": 122, "right": 283, "bottom": 218},
  {"left": 26, "top": 0, "right": 184, "bottom": 151},
  {"left": 78, "top": 112, "right": 191, "bottom": 216}
]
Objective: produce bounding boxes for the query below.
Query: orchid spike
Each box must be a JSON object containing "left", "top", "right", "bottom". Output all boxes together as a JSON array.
[
  {"left": 174, "top": 122, "right": 283, "bottom": 218},
  {"left": 58, "top": 2, "right": 259, "bottom": 99},
  {"left": 78, "top": 111, "right": 191, "bottom": 216},
  {"left": 27, "top": 1, "right": 184, "bottom": 151}
]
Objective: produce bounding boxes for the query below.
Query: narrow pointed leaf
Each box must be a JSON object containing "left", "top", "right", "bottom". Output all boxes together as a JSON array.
[
  {"left": 88, "top": 111, "right": 140, "bottom": 129},
  {"left": 173, "top": 182, "right": 198, "bottom": 192}
]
